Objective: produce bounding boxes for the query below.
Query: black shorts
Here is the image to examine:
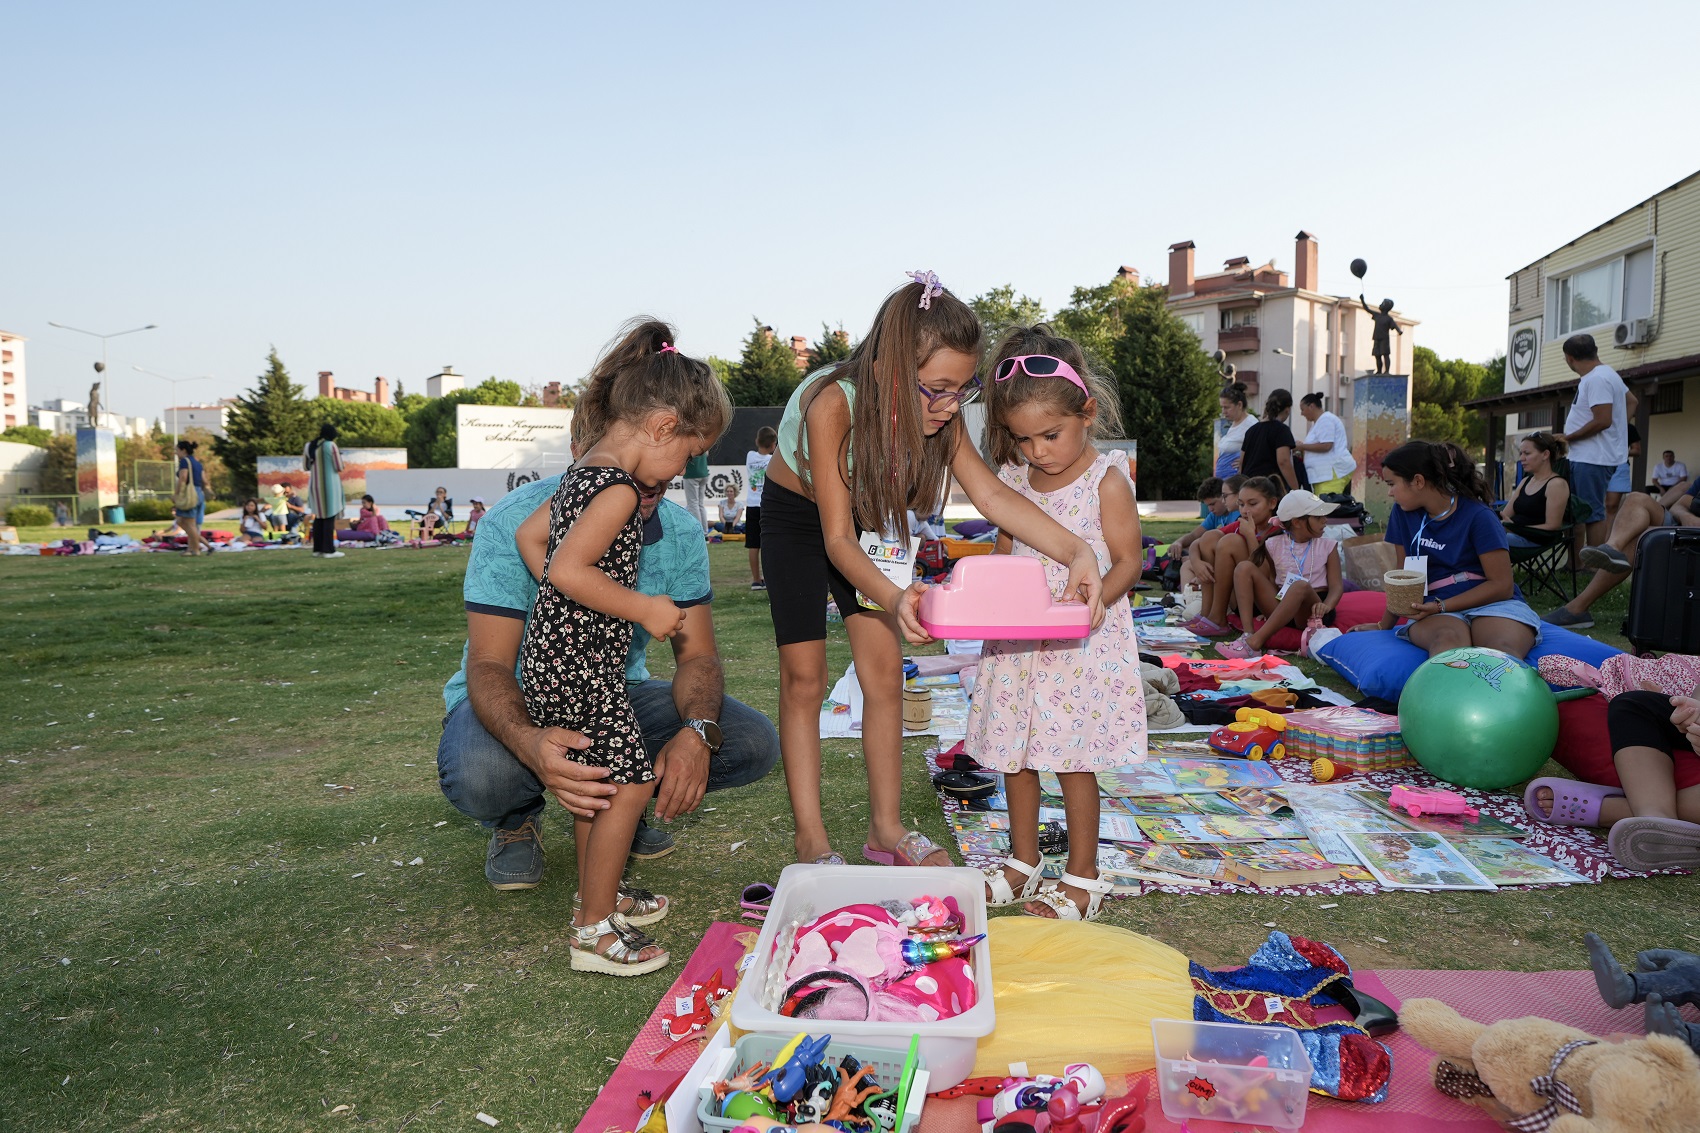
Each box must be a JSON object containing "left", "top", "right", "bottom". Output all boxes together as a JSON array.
[
  {"left": 760, "top": 480, "right": 875, "bottom": 647},
  {"left": 1608, "top": 689, "right": 1689, "bottom": 755},
  {"left": 744, "top": 506, "right": 762, "bottom": 550}
]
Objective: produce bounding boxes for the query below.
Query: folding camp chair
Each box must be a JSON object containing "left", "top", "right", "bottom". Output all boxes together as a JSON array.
[{"left": 1505, "top": 464, "right": 1583, "bottom": 605}]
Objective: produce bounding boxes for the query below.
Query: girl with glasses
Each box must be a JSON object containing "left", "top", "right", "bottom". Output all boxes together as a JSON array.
[
  {"left": 966, "top": 325, "right": 1142, "bottom": 921},
  {"left": 761, "top": 274, "right": 1106, "bottom": 869}
]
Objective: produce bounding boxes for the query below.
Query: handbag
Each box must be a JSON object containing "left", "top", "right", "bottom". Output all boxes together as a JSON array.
[{"left": 172, "top": 476, "right": 199, "bottom": 511}]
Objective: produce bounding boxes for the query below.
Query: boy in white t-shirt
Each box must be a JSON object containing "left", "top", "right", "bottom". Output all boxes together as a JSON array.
[{"left": 744, "top": 425, "right": 777, "bottom": 590}]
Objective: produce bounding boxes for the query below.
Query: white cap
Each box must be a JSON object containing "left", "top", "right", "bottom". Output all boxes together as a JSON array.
[{"left": 1275, "top": 489, "right": 1338, "bottom": 522}]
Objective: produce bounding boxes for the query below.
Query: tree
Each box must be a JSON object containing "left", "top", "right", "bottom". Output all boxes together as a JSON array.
[
  {"left": 1411, "top": 346, "right": 1496, "bottom": 456},
  {"left": 723, "top": 319, "right": 803, "bottom": 407},
  {"left": 310, "top": 399, "right": 407, "bottom": 448},
  {"left": 392, "top": 389, "right": 430, "bottom": 423},
  {"left": 969, "top": 285, "right": 1048, "bottom": 347},
  {"left": 0, "top": 424, "right": 52, "bottom": 447},
  {"left": 402, "top": 377, "right": 524, "bottom": 468},
  {"left": 41, "top": 434, "right": 76, "bottom": 493},
  {"left": 805, "top": 323, "right": 852, "bottom": 373},
  {"left": 216, "top": 349, "right": 315, "bottom": 496}
]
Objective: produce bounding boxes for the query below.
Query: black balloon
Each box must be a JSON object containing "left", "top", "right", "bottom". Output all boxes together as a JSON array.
[{"left": 1350, "top": 258, "right": 1368, "bottom": 279}]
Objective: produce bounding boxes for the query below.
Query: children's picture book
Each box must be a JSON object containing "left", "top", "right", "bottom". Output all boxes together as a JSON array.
[
  {"left": 1135, "top": 814, "right": 1307, "bottom": 844},
  {"left": 1282, "top": 784, "right": 1415, "bottom": 864},
  {"left": 1111, "top": 795, "right": 1204, "bottom": 816},
  {"left": 1095, "top": 765, "right": 1179, "bottom": 797},
  {"left": 1188, "top": 792, "right": 1254, "bottom": 816},
  {"left": 952, "top": 829, "right": 1010, "bottom": 858},
  {"left": 1038, "top": 771, "right": 1067, "bottom": 799},
  {"left": 1098, "top": 845, "right": 1212, "bottom": 888},
  {"left": 1342, "top": 831, "right": 1498, "bottom": 891},
  {"left": 1220, "top": 787, "right": 1291, "bottom": 816},
  {"left": 1039, "top": 807, "right": 1144, "bottom": 843},
  {"left": 950, "top": 811, "right": 1009, "bottom": 832},
  {"left": 1349, "top": 788, "right": 1529, "bottom": 839},
  {"left": 1219, "top": 843, "right": 1342, "bottom": 887},
  {"left": 1451, "top": 838, "right": 1593, "bottom": 886},
  {"left": 1138, "top": 844, "right": 1228, "bottom": 882},
  {"left": 1158, "top": 758, "right": 1284, "bottom": 793}
]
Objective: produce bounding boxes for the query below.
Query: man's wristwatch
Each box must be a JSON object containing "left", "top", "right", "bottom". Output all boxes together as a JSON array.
[{"left": 684, "top": 718, "right": 722, "bottom": 753}]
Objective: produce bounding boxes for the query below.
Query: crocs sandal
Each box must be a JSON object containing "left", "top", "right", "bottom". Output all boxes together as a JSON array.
[
  {"left": 1607, "top": 816, "right": 1700, "bottom": 872},
  {"left": 740, "top": 882, "right": 774, "bottom": 922},
  {"left": 1215, "top": 634, "right": 1257, "bottom": 660},
  {"left": 1183, "top": 615, "right": 1230, "bottom": 637},
  {"left": 571, "top": 882, "right": 670, "bottom": 927},
  {"left": 1523, "top": 776, "right": 1625, "bottom": 826},
  {"left": 982, "top": 855, "right": 1050, "bottom": 908},
  {"left": 932, "top": 770, "right": 997, "bottom": 801},
  {"left": 570, "top": 911, "right": 670, "bottom": 976},
  {"left": 863, "top": 830, "right": 951, "bottom": 867},
  {"left": 1024, "top": 871, "right": 1115, "bottom": 921}
]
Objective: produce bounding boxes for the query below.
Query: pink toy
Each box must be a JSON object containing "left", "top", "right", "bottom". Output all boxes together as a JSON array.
[
  {"left": 1388, "top": 784, "right": 1480, "bottom": 821},
  {"left": 918, "top": 556, "right": 1091, "bottom": 640}
]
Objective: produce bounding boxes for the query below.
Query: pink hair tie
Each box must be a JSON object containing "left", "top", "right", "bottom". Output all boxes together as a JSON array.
[
  {"left": 659, "top": 342, "right": 677, "bottom": 354},
  {"left": 906, "top": 269, "right": 945, "bottom": 309}
]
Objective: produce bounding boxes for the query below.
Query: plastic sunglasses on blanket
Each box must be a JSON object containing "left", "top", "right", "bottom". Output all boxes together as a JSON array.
[{"left": 917, "top": 556, "right": 1091, "bottom": 640}]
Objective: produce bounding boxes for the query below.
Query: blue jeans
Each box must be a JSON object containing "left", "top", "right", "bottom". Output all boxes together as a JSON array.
[
  {"left": 436, "top": 680, "right": 779, "bottom": 828},
  {"left": 1570, "top": 461, "right": 1614, "bottom": 525}
]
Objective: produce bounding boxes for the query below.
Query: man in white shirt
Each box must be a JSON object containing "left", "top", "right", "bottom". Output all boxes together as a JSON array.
[
  {"left": 1554, "top": 333, "right": 1634, "bottom": 547},
  {"left": 1295, "top": 393, "right": 1356, "bottom": 495},
  {"left": 1653, "top": 450, "right": 1689, "bottom": 492}
]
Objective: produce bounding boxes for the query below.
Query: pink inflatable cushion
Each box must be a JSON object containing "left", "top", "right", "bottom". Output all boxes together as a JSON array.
[{"left": 918, "top": 555, "right": 1091, "bottom": 640}]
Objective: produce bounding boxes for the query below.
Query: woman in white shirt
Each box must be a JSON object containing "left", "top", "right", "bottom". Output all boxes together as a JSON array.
[
  {"left": 1296, "top": 393, "right": 1356, "bottom": 494},
  {"left": 1214, "top": 382, "right": 1258, "bottom": 479}
]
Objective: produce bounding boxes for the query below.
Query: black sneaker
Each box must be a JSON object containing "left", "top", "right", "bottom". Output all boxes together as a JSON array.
[
  {"left": 630, "top": 817, "right": 676, "bottom": 861},
  {"left": 485, "top": 814, "right": 544, "bottom": 890}
]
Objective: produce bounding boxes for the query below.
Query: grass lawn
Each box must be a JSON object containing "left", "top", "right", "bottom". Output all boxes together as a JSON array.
[{"left": 0, "top": 532, "right": 1680, "bottom": 1131}]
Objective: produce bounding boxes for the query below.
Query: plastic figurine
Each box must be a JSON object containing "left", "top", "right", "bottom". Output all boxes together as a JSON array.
[
  {"left": 715, "top": 1062, "right": 770, "bottom": 1101},
  {"left": 898, "top": 933, "right": 985, "bottom": 967},
  {"left": 1207, "top": 707, "right": 1288, "bottom": 761},
  {"left": 661, "top": 968, "right": 730, "bottom": 1041},
  {"left": 761, "top": 1033, "right": 834, "bottom": 1103},
  {"left": 1587, "top": 932, "right": 1700, "bottom": 1055},
  {"left": 1387, "top": 784, "right": 1480, "bottom": 821},
  {"left": 825, "top": 1062, "right": 881, "bottom": 1128},
  {"left": 986, "top": 1063, "right": 1107, "bottom": 1121}
]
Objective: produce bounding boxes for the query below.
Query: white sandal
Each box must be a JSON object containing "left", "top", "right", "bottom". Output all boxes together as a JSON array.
[
  {"left": 570, "top": 911, "right": 670, "bottom": 976},
  {"left": 982, "top": 855, "right": 1051, "bottom": 908},
  {"left": 1025, "top": 871, "right": 1114, "bottom": 922},
  {"left": 572, "top": 882, "right": 670, "bottom": 927}
]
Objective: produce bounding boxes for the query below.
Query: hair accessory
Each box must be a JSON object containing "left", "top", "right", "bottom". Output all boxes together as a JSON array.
[
  {"left": 658, "top": 342, "right": 677, "bottom": 354},
  {"left": 906, "top": 270, "right": 945, "bottom": 310},
  {"left": 994, "top": 355, "right": 1091, "bottom": 399}
]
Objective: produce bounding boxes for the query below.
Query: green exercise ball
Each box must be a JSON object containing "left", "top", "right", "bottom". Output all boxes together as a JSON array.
[{"left": 1397, "top": 646, "right": 1558, "bottom": 790}]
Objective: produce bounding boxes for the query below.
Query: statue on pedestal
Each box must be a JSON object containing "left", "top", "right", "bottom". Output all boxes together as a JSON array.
[
  {"left": 1359, "top": 295, "right": 1402, "bottom": 374},
  {"left": 86, "top": 382, "right": 102, "bottom": 428}
]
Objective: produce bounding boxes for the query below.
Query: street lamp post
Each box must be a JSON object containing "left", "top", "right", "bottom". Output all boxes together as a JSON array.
[
  {"left": 132, "top": 366, "right": 214, "bottom": 449},
  {"left": 47, "top": 321, "right": 158, "bottom": 432},
  {"left": 1272, "top": 347, "right": 1297, "bottom": 387}
]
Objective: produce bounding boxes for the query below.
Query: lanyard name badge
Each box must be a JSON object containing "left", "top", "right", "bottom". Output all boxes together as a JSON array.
[
  {"left": 1278, "top": 540, "right": 1313, "bottom": 600},
  {"left": 1405, "top": 510, "right": 1441, "bottom": 595},
  {"left": 857, "top": 529, "right": 921, "bottom": 610}
]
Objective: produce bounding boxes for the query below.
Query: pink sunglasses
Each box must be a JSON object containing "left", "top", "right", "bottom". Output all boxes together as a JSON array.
[{"left": 993, "top": 355, "right": 1091, "bottom": 399}]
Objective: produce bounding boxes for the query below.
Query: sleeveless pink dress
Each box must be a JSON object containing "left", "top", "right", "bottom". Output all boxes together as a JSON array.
[{"left": 965, "top": 449, "right": 1148, "bottom": 773}]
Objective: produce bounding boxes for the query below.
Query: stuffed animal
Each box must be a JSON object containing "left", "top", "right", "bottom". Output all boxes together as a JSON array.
[
  {"left": 1586, "top": 933, "right": 1700, "bottom": 1055},
  {"left": 1400, "top": 997, "right": 1700, "bottom": 1133}
]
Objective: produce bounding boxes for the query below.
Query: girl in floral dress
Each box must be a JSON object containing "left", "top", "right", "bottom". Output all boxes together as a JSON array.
[{"left": 966, "top": 326, "right": 1146, "bottom": 921}]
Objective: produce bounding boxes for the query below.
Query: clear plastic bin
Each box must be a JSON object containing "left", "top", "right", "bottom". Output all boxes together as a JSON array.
[
  {"left": 729, "top": 863, "right": 994, "bottom": 1089},
  {"left": 696, "top": 1032, "right": 927, "bottom": 1133},
  {"left": 1149, "top": 1018, "right": 1313, "bottom": 1130}
]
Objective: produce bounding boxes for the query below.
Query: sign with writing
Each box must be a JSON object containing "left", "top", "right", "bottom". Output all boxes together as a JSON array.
[
  {"left": 1507, "top": 320, "right": 1541, "bottom": 389},
  {"left": 455, "top": 405, "right": 575, "bottom": 468}
]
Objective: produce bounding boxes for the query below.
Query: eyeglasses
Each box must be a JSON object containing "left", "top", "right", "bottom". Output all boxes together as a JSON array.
[
  {"left": 916, "top": 377, "right": 982, "bottom": 410},
  {"left": 993, "top": 355, "right": 1091, "bottom": 399}
]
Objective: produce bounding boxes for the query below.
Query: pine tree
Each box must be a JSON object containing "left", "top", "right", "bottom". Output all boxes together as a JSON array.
[
  {"left": 215, "top": 348, "right": 314, "bottom": 496},
  {"left": 805, "top": 322, "right": 852, "bottom": 373},
  {"left": 969, "top": 285, "right": 1047, "bottom": 347},
  {"left": 724, "top": 319, "right": 805, "bottom": 406}
]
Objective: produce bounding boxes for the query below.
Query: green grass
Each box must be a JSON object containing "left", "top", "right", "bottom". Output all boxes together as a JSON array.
[{"left": 0, "top": 536, "right": 1679, "bottom": 1131}]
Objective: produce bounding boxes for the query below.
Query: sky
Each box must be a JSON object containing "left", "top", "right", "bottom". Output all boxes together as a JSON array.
[{"left": 6, "top": 0, "right": 1699, "bottom": 424}]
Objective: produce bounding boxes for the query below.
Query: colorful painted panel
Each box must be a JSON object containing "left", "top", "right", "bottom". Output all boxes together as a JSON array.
[
  {"left": 257, "top": 448, "right": 408, "bottom": 503},
  {"left": 1349, "top": 374, "right": 1410, "bottom": 525},
  {"left": 76, "top": 428, "right": 118, "bottom": 520}
]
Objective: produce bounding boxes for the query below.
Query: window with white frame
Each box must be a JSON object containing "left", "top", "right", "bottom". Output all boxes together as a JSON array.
[
  {"left": 1549, "top": 246, "right": 1654, "bottom": 337},
  {"left": 1178, "top": 312, "right": 1206, "bottom": 340},
  {"left": 1220, "top": 307, "right": 1257, "bottom": 329}
]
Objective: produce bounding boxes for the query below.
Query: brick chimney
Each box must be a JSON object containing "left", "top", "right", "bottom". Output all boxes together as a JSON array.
[
  {"left": 1294, "top": 230, "right": 1318, "bottom": 292},
  {"left": 1116, "top": 265, "right": 1141, "bottom": 286},
  {"left": 1168, "top": 241, "right": 1195, "bottom": 295},
  {"left": 374, "top": 376, "right": 390, "bottom": 406},
  {"left": 318, "top": 371, "right": 334, "bottom": 398},
  {"left": 542, "top": 381, "right": 561, "bottom": 408},
  {"left": 790, "top": 335, "right": 810, "bottom": 370}
]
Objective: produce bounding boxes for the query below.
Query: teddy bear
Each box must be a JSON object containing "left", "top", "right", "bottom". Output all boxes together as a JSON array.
[{"left": 1400, "top": 996, "right": 1700, "bottom": 1133}]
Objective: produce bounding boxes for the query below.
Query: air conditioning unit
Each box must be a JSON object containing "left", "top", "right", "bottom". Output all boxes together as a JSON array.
[{"left": 1614, "top": 318, "right": 1653, "bottom": 347}]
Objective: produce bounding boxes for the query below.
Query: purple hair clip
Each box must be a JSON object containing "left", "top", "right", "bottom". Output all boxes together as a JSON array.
[
  {"left": 906, "top": 269, "right": 944, "bottom": 310},
  {"left": 658, "top": 342, "right": 677, "bottom": 354}
]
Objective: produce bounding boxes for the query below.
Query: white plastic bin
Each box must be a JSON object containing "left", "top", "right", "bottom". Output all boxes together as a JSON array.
[
  {"left": 729, "top": 863, "right": 994, "bottom": 1089},
  {"left": 1150, "top": 1018, "right": 1313, "bottom": 1130}
]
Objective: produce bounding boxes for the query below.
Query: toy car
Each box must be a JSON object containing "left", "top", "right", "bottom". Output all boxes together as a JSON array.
[
  {"left": 1387, "top": 784, "right": 1480, "bottom": 821},
  {"left": 1207, "top": 707, "right": 1287, "bottom": 761}
]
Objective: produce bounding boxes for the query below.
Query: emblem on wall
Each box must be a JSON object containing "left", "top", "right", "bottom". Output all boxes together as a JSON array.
[{"left": 1508, "top": 322, "right": 1540, "bottom": 388}]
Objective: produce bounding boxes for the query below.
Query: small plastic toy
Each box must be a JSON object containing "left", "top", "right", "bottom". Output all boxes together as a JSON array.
[
  {"left": 1207, "top": 707, "right": 1288, "bottom": 761},
  {"left": 661, "top": 967, "right": 730, "bottom": 1040},
  {"left": 760, "top": 1033, "right": 835, "bottom": 1103},
  {"left": 917, "top": 556, "right": 1092, "bottom": 640},
  {"left": 1309, "top": 757, "right": 1353, "bottom": 783},
  {"left": 898, "top": 932, "right": 984, "bottom": 968},
  {"left": 1387, "top": 784, "right": 1480, "bottom": 821}
]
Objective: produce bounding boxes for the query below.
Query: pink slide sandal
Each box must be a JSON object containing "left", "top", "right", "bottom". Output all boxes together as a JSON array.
[
  {"left": 1523, "top": 776, "right": 1624, "bottom": 826},
  {"left": 863, "top": 830, "right": 951, "bottom": 867}
]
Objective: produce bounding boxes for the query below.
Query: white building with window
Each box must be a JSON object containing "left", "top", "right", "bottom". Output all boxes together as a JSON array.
[
  {"left": 162, "top": 401, "right": 233, "bottom": 438},
  {"left": 1471, "top": 168, "right": 1700, "bottom": 489},
  {"left": 1, "top": 330, "right": 25, "bottom": 432}
]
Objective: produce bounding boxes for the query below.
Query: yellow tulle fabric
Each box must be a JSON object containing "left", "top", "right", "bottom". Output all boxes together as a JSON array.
[{"left": 971, "top": 916, "right": 1194, "bottom": 1079}]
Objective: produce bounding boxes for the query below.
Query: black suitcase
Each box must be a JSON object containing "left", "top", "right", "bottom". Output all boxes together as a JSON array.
[{"left": 1624, "top": 526, "right": 1700, "bottom": 654}]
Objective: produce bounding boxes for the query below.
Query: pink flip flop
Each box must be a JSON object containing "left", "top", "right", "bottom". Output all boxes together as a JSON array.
[
  {"left": 1523, "top": 776, "right": 1625, "bottom": 826},
  {"left": 863, "top": 830, "right": 951, "bottom": 867}
]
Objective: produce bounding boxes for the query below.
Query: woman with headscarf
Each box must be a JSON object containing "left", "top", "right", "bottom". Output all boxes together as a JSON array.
[{"left": 304, "top": 423, "right": 345, "bottom": 558}]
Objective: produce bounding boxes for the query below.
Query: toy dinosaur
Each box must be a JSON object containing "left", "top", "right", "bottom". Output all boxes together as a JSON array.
[{"left": 825, "top": 1063, "right": 880, "bottom": 1128}]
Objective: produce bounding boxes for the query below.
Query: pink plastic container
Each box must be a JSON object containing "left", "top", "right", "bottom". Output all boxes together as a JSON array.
[{"left": 918, "top": 555, "right": 1091, "bottom": 640}]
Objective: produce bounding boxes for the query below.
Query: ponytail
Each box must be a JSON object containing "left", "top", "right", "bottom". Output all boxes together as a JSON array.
[
  {"left": 1382, "top": 441, "right": 1489, "bottom": 505},
  {"left": 572, "top": 317, "right": 732, "bottom": 452}
]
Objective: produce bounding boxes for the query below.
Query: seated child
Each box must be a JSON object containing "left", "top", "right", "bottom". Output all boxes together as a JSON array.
[
  {"left": 1183, "top": 476, "right": 1281, "bottom": 636},
  {"left": 1175, "top": 474, "right": 1242, "bottom": 591},
  {"left": 1218, "top": 490, "right": 1342, "bottom": 658},
  {"left": 464, "top": 496, "right": 487, "bottom": 537}
]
